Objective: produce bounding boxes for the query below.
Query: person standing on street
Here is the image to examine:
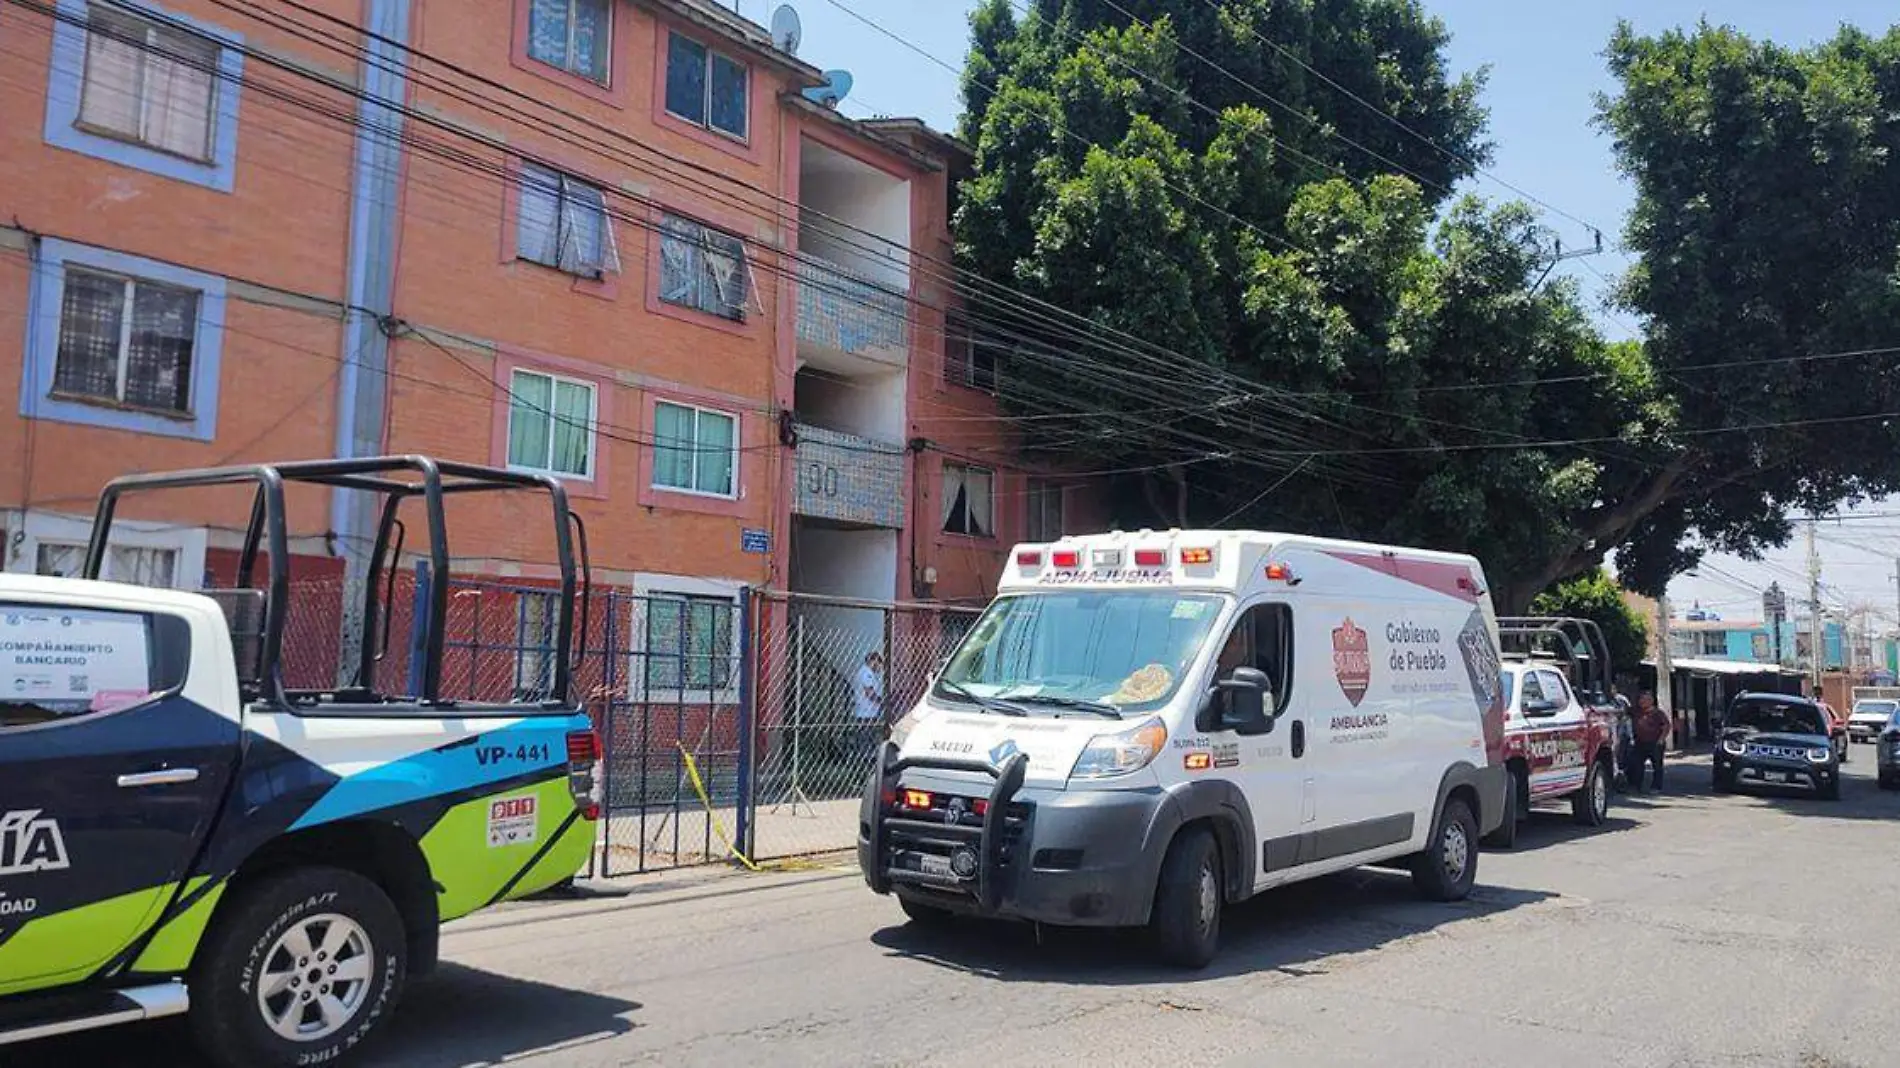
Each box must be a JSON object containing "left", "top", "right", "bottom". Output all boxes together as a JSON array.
[{"left": 1630, "top": 691, "right": 1670, "bottom": 793}]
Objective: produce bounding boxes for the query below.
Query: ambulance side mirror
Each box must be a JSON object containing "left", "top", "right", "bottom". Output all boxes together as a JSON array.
[{"left": 1215, "top": 667, "right": 1274, "bottom": 736}]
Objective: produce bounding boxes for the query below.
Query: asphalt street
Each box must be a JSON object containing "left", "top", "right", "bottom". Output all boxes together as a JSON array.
[{"left": 19, "top": 750, "right": 1900, "bottom": 1068}]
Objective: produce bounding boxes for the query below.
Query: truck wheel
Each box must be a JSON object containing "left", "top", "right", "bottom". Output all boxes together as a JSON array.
[
  {"left": 1879, "top": 773, "right": 1897, "bottom": 792},
  {"left": 1411, "top": 797, "right": 1478, "bottom": 902},
  {"left": 1572, "top": 760, "right": 1611, "bottom": 827},
  {"left": 1819, "top": 775, "right": 1842, "bottom": 801},
  {"left": 189, "top": 867, "right": 407, "bottom": 1068},
  {"left": 1149, "top": 827, "right": 1222, "bottom": 969},
  {"left": 1482, "top": 769, "right": 1521, "bottom": 850},
  {"left": 1713, "top": 770, "right": 1733, "bottom": 794}
]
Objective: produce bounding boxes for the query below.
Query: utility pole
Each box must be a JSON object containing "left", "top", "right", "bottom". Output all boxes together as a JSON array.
[
  {"left": 1764, "top": 581, "right": 1787, "bottom": 669},
  {"left": 1808, "top": 515, "right": 1824, "bottom": 697},
  {"left": 1656, "top": 594, "right": 1676, "bottom": 749}
]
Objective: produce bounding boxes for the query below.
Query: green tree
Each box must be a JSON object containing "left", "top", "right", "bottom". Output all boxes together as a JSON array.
[
  {"left": 953, "top": 0, "right": 1659, "bottom": 609},
  {"left": 1529, "top": 568, "right": 1650, "bottom": 676},
  {"left": 1592, "top": 21, "right": 1900, "bottom": 595}
]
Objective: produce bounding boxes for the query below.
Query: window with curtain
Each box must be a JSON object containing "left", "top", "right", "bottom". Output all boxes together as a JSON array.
[
  {"left": 644, "top": 593, "right": 735, "bottom": 692},
  {"left": 942, "top": 463, "right": 994, "bottom": 538},
  {"left": 78, "top": 8, "right": 220, "bottom": 161},
  {"left": 518, "top": 163, "right": 615, "bottom": 277},
  {"left": 651, "top": 401, "right": 737, "bottom": 497},
  {"left": 525, "top": 0, "right": 611, "bottom": 83},
  {"left": 54, "top": 266, "right": 198, "bottom": 415},
  {"left": 657, "top": 213, "right": 747, "bottom": 321},
  {"left": 506, "top": 369, "right": 596, "bottom": 478},
  {"left": 663, "top": 32, "right": 747, "bottom": 139}
]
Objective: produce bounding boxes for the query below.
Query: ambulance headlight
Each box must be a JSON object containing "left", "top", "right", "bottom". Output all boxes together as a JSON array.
[
  {"left": 1070, "top": 717, "right": 1169, "bottom": 780},
  {"left": 888, "top": 708, "right": 923, "bottom": 749}
]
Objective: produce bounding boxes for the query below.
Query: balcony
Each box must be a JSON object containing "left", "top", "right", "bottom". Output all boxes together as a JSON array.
[
  {"left": 796, "top": 257, "right": 908, "bottom": 370},
  {"left": 792, "top": 424, "right": 905, "bottom": 529}
]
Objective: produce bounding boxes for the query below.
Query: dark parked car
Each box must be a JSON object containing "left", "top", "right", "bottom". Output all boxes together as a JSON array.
[
  {"left": 1714, "top": 693, "right": 1842, "bottom": 801},
  {"left": 1877, "top": 710, "right": 1900, "bottom": 791}
]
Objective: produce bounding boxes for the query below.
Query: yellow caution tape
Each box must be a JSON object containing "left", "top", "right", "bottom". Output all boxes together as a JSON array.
[{"left": 677, "top": 742, "right": 760, "bottom": 872}]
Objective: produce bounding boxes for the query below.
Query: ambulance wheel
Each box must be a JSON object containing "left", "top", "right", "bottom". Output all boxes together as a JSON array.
[
  {"left": 898, "top": 896, "right": 956, "bottom": 927},
  {"left": 190, "top": 866, "right": 407, "bottom": 1068},
  {"left": 1572, "top": 759, "right": 1611, "bottom": 827},
  {"left": 1482, "top": 769, "right": 1522, "bottom": 850},
  {"left": 1411, "top": 797, "right": 1478, "bottom": 902},
  {"left": 1149, "top": 826, "right": 1222, "bottom": 969}
]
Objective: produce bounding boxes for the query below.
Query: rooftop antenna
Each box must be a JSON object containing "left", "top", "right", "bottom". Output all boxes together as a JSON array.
[
  {"left": 770, "top": 4, "right": 801, "bottom": 55},
  {"left": 802, "top": 68, "right": 853, "bottom": 109}
]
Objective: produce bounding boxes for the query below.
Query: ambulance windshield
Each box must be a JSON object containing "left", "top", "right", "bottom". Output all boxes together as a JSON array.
[{"left": 934, "top": 591, "right": 1227, "bottom": 713}]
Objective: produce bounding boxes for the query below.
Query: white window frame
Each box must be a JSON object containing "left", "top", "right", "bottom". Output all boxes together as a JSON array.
[
  {"left": 629, "top": 573, "right": 742, "bottom": 705},
  {"left": 78, "top": 6, "right": 221, "bottom": 163},
  {"left": 941, "top": 462, "right": 995, "bottom": 539},
  {"left": 517, "top": 163, "right": 619, "bottom": 278},
  {"left": 4, "top": 510, "right": 206, "bottom": 591},
  {"left": 657, "top": 213, "right": 748, "bottom": 322},
  {"left": 55, "top": 265, "right": 202, "bottom": 415},
  {"left": 505, "top": 368, "right": 598, "bottom": 480},
  {"left": 650, "top": 399, "right": 739, "bottom": 499},
  {"left": 663, "top": 31, "right": 748, "bottom": 141},
  {"left": 525, "top": 0, "right": 612, "bottom": 84},
  {"left": 1026, "top": 479, "right": 1064, "bottom": 542}
]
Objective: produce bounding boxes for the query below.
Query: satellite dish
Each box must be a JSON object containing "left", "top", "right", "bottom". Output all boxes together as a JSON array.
[
  {"left": 802, "top": 69, "right": 853, "bottom": 109},
  {"left": 770, "top": 4, "right": 801, "bottom": 55}
]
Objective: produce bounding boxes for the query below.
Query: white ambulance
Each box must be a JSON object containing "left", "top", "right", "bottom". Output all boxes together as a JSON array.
[{"left": 858, "top": 530, "right": 1510, "bottom": 967}]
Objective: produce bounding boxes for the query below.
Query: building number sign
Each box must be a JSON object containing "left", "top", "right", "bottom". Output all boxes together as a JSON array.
[{"left": 803, "top": 461, "right": 840, "bottom": 499}]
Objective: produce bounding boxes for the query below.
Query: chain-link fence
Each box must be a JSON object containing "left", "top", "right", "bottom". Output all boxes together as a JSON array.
[
  {"left": 747, "top": 591, "right": 981, "bottom": 862},
  {"left": 198, "top": 569, "right": 979, "bottom": 875}
]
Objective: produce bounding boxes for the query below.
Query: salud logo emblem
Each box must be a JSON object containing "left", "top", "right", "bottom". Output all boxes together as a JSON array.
[{"left": 1332, "top": 618, "right": 1371, "bottom": 707}]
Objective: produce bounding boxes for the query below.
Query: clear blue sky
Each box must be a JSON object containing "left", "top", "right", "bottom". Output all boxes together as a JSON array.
[{"left": 737, "top": 0, "right": 1900, "bottom": 622}]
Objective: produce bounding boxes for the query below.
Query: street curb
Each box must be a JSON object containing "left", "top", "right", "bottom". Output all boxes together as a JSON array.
[{"left": 445, "top": 865, "right": 858, "bottom": 938}]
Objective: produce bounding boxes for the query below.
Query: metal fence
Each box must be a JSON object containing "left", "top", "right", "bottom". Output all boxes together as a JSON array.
[{"left": 216, "top": 571, "right": 979, "bottom": 876}]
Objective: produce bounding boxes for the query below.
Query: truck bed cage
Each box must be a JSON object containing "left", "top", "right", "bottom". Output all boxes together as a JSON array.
[
  {"left": 1495, "top": 616, "right": 1616, "bottom": 705},
  {"left": 83, "top": 455, "right": 589, "bottom": 708}
]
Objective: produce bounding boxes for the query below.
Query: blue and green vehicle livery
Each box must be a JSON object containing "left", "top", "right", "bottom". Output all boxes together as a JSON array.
[{"left": 0, "top": 574, "right": 602, "bottom": 1067}]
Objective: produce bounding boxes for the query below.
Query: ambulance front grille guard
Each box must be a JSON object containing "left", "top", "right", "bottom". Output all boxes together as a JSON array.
[{"left": 868, "top": 742, "right": 1031, "bottom": 910}]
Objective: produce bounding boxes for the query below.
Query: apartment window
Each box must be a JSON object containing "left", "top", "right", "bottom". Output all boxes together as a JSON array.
[
  {"left": 652, "top": 401, "right": 737, "bottom": 497},
  {"left": 1026, "top": 480, "right": 1063, "bottom": 542},
  {"left": 506, "top": 369, "right": 597, "bottom": 478},
  {"left": 663, "top": 32, "right": 747, "bottom": 140},
  {"left": 526, "top": 0, "right": 610, "bottom": 83},
  {"left": 78, "top": 7, "right": 219, "bottom": 161},
  {"left": 945, "top": 314, "right": 998, "bottom": 393},
  {"left": 645, "top": 593, "right": 735, "bottom": 692},
  {"left": 942, "top": 463, "right": 994, "bottom": 538},
  {"left": 1699, "top": 631, "right": 1727, "bottom": 656},
  {"left": 34, "top": 541, "right": 178, "bottom": 588},
  {"left": 54, "top": 266, "right": 198, "bottom": 415},
  {"left": 518, "top": 164, "right": 617, "bottom": 277},
  {"left": 658, "top": 214, "right": 747, "bottom": 321}
]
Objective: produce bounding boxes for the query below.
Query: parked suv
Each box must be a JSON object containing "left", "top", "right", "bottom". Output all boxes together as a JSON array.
[
  {"left": 1849, "top": 698, "right": 1899, "bottom": 744},
  {"left": 1714, "top": 693, "right": 1842, "bottom": 800},
  {"left": 1876, "top": 709, "right": 1900, "bottom": 791}
]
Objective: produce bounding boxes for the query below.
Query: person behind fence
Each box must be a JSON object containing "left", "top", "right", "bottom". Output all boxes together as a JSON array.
[{"left": 853, "top": 651, "right": 885, "bottom": 761}]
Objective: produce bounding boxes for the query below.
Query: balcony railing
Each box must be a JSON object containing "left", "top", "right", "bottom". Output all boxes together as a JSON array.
[
  {"left": 793, "top": 424, "right": 905, "bottom": 529},
  {"left": 796, "top": 256, "right": 908, "bottom": 360}
]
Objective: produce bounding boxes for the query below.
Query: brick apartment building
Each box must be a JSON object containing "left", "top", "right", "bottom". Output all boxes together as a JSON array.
[{"left": 0, "top": 0, "right": 1097, "bottom": 702}]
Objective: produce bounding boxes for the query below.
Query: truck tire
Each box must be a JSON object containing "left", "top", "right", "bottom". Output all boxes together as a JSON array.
[
  {"left": 898, "top": 896, "right": 956, "bottom": 928},
  {"left": 1482, "top": 769, "right": 1521, "bottom": 850},
  {"left": 1818, "top": 775, "right": 1842, "bottom": 801},
  {"left": 1149, "top": 827, "right": 1222, "bottom": 969},
  {"left": 1411, "top": 797, "right": 1478, "bottom": 902},
  {"left": 189, "top": 866, "right": 408, "bottom": 1068},
  {"left": 1572, "top": 759, "right": 1611, "bottom": 827}
]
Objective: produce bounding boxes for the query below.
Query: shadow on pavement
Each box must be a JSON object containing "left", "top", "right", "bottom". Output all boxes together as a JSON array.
[
  {"left": 1490, "top": 809, "right": 1643, "bottom": 853},
  {"left": 1627, "top": 752, "right": 1900, "bottom": 822},
  {"left": 870, "top": 867, "right": 1552, "bottom": 984},
  {"left": 5, "top": 963, "right": 642, "bottom": 1068}
]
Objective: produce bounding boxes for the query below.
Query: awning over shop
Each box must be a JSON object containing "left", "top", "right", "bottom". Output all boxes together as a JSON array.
[{"left": 1641, "top": 657, "right": 1801, "bottom": 677}]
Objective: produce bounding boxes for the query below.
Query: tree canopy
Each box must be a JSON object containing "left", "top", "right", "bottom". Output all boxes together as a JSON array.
[
  {"left": 951, "top": 1, "right": 1900, "bottom": 609},
  {"left": 1530, "top": 568, "right": 1651, "bottom": 677}
]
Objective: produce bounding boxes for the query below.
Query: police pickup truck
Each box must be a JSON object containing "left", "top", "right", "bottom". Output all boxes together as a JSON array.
[{"left": 0, "top": 458, "right": 602, "bottom": 1067}]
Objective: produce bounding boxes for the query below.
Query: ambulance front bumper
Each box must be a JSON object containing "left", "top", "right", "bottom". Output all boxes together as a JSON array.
[{"left": 858, "top": 743, "right": 1169, "bottom": 927}]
